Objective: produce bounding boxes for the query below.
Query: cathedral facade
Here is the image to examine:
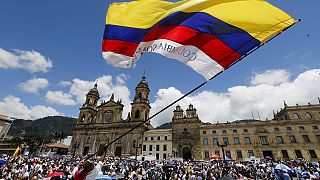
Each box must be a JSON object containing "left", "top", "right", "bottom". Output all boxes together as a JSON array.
[{"left": 70, "top": 76, "right": 151, "bottom": 157}]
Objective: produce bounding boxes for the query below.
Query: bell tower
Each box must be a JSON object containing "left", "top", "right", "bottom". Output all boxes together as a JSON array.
[
  {"left": 131, "top": 75, "right": 151, "bottom": 122},
  {"left": 78, "top": 82, "right": 100, "bottom": 124}
]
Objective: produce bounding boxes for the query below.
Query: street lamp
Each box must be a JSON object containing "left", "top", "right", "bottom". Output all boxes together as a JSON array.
[
  {"left": 217, "top": 141, "right": 227, "bottom": 162},
  {"left": 133, "top": 143, "right": 142, "bottom": 161}
]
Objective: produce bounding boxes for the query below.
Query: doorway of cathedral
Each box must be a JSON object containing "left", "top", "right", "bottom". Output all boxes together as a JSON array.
[
  {"left": 115, "top": 147, "right": 122, "bottom": 157},
  {"left": 83, "top": 146, "right": 89, "bottom": 156},
  {"left": 182, "top": 147, "right": 192, "bottom": 160}
]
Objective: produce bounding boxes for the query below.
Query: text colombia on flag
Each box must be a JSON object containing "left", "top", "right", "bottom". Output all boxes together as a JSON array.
[{"left": 102, "top": 0, "right": 296, "bottom": 80}]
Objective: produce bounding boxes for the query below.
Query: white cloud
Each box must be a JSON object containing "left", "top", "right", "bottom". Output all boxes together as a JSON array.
[
  {"left": 66, "top": 75, "right": 131, "bottom": 116},
  {"left": 59, "top": 81, "right": 72, "bottom": 87},
  {"left": 150, "top": 69, "right": 320, "bottom": 127},
  {"left": 19, "top": 77, "right": 49, "bottom": 94},
  {"left": 250, "top": 69, "right": 290, "bottom": 86},
  {"left": 0, "top": 95, "right": 62, "bottom": 119},
  {"left": 45, "top": 91, "right": 76, "bottom": 106},
  {"left": 0, "top": 48, "right": 53, "bottom": 73}
]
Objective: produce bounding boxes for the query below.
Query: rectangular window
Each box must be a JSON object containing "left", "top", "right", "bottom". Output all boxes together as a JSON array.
[
  {"left": 312, "top": 126, "right": 318, "bottom": 130},
  {"left": 215, "top": 150, "right": 220, "bottom": 156},
  {"left": 295, "top": 150, "right": 303, "bottom": 158},
  {"left": 204, "top": 151, "right": 209, "bottom": 158},
  {"left": 289, "top": 135, "right": 297, "bottom": 143},
  {"left": 245, "top": 137, "right": 251, "bottom": 144},
  {"left": 260, "top": 136, "right": 269, "bottom": 145},
  {"left": 143, "top": 145, "right": 146, "bottom": 151},
  {"left": 212, "top": 130, "right": 217, "bottom": 134},
  {"left": 165, "top": 136, "right": 168, "bottom": 140},
  {"left": 282, "top": 150, "right": 289, "bottom": 159},
  {"left": 213, "top": 138, "right": 218, "bottom": 146},
  {"left": 248, "top": 150, "right": 254, "bottom": 157},
  {"left": 274, "top": 127, "right": 279, "bottom": 131},
  {"left": 203, "top": 131, "right": 207, "bottom": 134},
  {"left": 203, "top": 138, "right": 208, "bottom": 145},
  {"left": 237, "top": 150, "right": 243, "bottom": 158},
  {"left": 302, "top": 135, "right": 310, "bottom": 143},
  {"left": 309, "top": 150, "right": 317, "bottom": 158},
  {"left": 144, "top": 137, "right": 148, "bottom": 141},
  {"left": 223, "top": 138, "right": 229, "bottom": 145},
  {"left": 244, "top": 129, "right": 248, "bottom": 132},
  {"left": 233, "top": 129, "right": 237, "bottom": 133},
  {"left": 163, "top": 144, "right": 167, "bottom": 151},
  {"left": 276, "top": 136, "right": 284, "bottom": 144},
  {"left": 316, "top": 135, "right": 320, "bottom": 143},
  {"left": 287, "top": 127, "right": 292, "bottom": 131},
  {"left": 234, "top": 137, "right": 240, "bottom": 144},
  {"left": 225, "top": 150, "right": 231, "bottom": 159},
  {"left": 157, "top": 136, "right": 160, "bottom": 140},
  {"left": 222, "top": 130, "right": 227, "bottom": 134},
  {"left": 149, "top": 145, "right": 152, "bottom": 151},
  {"left": 163, "top": 153, "right": 167, "bottom": 160},
  {"left": 151, "top": 137, "right": 154, "bottom": 141},
  {"left": 156, "top": 153, "right": 159, "bottom": 160},
  {"left": 156, "top": 145, "right": 160, "bottom": 151},
  {"left": 299, "top": 126, "right": 305, "bottom": 130}
]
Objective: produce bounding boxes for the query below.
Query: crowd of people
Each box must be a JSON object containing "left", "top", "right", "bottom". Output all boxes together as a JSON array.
[{"left": 0, "top": 153, "right": 319, "bottom": 180}]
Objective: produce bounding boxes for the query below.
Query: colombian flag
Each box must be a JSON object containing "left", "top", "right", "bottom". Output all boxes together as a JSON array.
[{"left": 102, "top": 0, "right": 297, "bottom": 80}]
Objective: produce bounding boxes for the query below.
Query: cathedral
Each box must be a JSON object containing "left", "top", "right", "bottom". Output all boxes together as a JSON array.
[{"left": 70, "top": 76, "right": 152, "bottom": 157}]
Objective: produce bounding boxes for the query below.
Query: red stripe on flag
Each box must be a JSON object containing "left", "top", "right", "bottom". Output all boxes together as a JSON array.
[
  {"left": 102, "top": 39, "right": 138, "bottom": 57},
  {"left": 143, "top": 26, "right": 241, "bottom": 68}
]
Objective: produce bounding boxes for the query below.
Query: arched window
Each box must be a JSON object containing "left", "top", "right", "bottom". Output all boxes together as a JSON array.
[
  {"left": 306, "top": 112, "right": 312, "bottom": 119},
  {"left": 135, "top": 110, "right": 140, "bottom": 119},
  {"left": 138, "top": 92, "right": 142, "bottom": 98},
  {"left": 293, "top": 113, "right": 300, "bottom": 120}
]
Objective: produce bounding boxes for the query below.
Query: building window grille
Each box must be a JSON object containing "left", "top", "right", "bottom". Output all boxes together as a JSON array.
[
  {"left": 234, "top": 137, "right": 240, "bottom": 144},
  {"left": 289, "top": 135, "right": 297, "bottom": 143},
  {"left": 223, "top": 138, "right": 229, "bottom": 145},
  {"left": 245, "top": 137, "right": 251, "bottom": 144},
  {"left": 306, "top": 112, "right": 312, "bottom": 119},
  {"left": 233, "top": 129, "right": 237, "bottom": 133},
  {"left": 213, "top": 138, "right": 218, "bottom": 146},
  {"left": 248, "top": 150, "right": 254, "bottom": 157},
  {"left": 203, "top": 138, "right": 208, "bottom": 145},
  {"left": 259, "top": 136, "right": 269, "bottom": 145},
  {"left": 302, "top": 135, "right": 310, "bottom": 143},
  {"left": 204, "top": 151, "right": 209, "bottom": 158},
  {"left": 203, "top": 131, "right": 207, "bottom": 134},
  {"left": 237, "top": 150, "right": 243, "bottom": 158},
  {"left": 282, "top": 150, "right": 289, "bottom": 159},
  {"left": 276, "top": 136, "right": 284, "bottom": 144},
  {"left": 222, "top": 130, "right": 227, "bottom": 134},
  {"left": 212, "top": 130, "right": 216, "bottom": 134},
  {"left": 309, "top": 150, "right": 318, "bottom": 158},
  {"left": 295, "top": 150, "right": 303, "bottom": 158},
  {"left": 293, "top": 113, "right": 300, "bottom": 120}
]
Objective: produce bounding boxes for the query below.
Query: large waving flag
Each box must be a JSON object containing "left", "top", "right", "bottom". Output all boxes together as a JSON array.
[{"left": 102, "top": 0, "right": 297, "bottom": 80}]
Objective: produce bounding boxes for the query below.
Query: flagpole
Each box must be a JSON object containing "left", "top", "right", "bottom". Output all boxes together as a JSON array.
[{"left": 86, "top": 19, "right": 300, "bottom": 160}]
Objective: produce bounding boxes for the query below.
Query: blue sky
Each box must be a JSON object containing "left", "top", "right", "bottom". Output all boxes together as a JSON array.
[{"left": 0, "top": 0, "right": 319, "bottom": 126}]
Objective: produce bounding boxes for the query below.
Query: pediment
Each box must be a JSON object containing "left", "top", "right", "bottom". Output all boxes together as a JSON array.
[{"left": 99, "top": 100, "right": 123, "bottom": 108}]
